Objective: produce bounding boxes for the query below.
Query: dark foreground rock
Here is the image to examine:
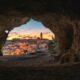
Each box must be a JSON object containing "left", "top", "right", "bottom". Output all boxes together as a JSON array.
[{"left": 0, "top": 63, "right": 80, "bottom": 80}]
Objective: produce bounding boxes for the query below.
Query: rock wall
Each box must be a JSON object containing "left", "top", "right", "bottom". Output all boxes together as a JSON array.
[{"left": 0, "top": 0, "right": 80, "bottom": 63}]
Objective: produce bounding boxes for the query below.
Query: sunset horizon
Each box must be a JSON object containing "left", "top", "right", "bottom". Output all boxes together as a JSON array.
[{"left": 7, "top": 19, "right": 55, "bottom": 40}]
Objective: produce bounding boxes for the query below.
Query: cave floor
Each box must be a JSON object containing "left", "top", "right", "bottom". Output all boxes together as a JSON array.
[
  {"left": 0, "top": 61, "right": 80, "bottom": 80},
  {"left": 0, "top": 53, "right": 80, "bottom": 80}
]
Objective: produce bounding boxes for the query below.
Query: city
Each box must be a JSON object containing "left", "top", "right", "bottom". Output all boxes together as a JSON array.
[{"left": 2, "top": 32, "right": 53, "bottom": 56}]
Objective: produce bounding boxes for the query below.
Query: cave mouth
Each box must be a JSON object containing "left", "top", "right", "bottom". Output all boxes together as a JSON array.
[{"left": 2, "top": 19, "right": 56, "bottom": 57}]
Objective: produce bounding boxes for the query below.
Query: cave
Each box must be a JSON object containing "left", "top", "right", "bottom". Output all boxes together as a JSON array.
[
  {"left": 2, "top": 19, "right": 55, "bottom": 56},
  {"left": 0, "top": 0, "right": 80, "bottom": 63}
]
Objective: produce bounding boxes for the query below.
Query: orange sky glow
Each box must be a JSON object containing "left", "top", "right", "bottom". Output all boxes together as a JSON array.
[{"left": 7, "top": 19, "right": 55, "bottom": 40}]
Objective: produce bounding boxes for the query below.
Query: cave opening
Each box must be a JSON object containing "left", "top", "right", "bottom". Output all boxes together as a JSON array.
[{"left": 2, "top": 19, "right": 56, "bottom": 60}]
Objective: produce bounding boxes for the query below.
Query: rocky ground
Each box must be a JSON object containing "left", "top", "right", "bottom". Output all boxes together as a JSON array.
[
  {"left": 0, "top": 62, "right": 80, "bottom": 80},
  {"left": 0, "top": 53, "right": 80, "bottom": 80}
]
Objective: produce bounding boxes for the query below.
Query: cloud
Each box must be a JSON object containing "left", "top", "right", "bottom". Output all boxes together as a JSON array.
[{"left": 7, "top": 19, "right": 54, "bottom": 40}]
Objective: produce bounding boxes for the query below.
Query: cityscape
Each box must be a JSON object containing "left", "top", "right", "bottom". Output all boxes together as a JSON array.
[
  {"left": 2, "top": 32, "right": 54, "bottom": 55},
  {"left": 2, "top": 19, "right": 55, "bottom": 56}
]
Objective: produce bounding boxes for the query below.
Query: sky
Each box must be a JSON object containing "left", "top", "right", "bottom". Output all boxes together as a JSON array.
[{"left": 7, "top": 19, "right": 55, "bottom": 40}]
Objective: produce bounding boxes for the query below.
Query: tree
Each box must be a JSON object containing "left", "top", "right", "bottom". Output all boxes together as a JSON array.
[{"left": 48, "top": 40, "right": 56, "bottom": 54}]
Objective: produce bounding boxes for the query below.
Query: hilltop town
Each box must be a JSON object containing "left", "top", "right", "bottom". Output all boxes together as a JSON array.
[
  {"left": 2, "top": 32, "right": 55, "bottom": 56},
  {"left": 2, "top": 38, "right": 49, "bottom": 55}
]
